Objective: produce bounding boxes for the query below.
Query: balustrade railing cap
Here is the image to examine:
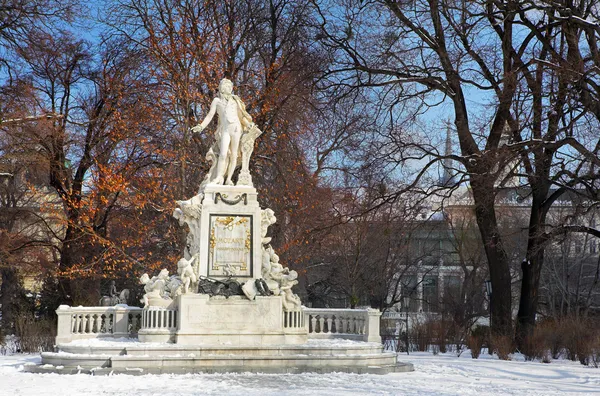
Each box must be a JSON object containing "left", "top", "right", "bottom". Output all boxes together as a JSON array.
[{"left": 57, "top": 305, "right": 71, "bottom": 310}]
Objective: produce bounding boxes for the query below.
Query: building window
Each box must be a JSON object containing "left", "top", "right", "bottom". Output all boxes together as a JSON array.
[
  {"left": 442, "top": 275, "right": 462, "bottom": 312},
  {"left": 422, "top": 275, "right": 438, "bottom": 313}
]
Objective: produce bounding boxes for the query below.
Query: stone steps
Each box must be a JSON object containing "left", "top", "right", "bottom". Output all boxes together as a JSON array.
[
  {"left": 56, "top": 342, "right": 385, "bottom": 357},
  {"left": 26, "top": 341, "right": 414, "bottom": 375}
]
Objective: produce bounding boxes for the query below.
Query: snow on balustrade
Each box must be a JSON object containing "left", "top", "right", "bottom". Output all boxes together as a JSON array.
[
  {"left": 303, "top": 308, "right": 382, "bottom": 343},
  {"left": 56, "top": 305, "right": 143, "bottom": 344}
]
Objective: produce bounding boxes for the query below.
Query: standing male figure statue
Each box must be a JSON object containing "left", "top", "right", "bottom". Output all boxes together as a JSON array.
[{"left": 191, "top": 78, "right": 253, "bottom": 186}]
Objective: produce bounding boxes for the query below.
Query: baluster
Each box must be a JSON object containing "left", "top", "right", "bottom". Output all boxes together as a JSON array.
[
  {"left": 334, "top": 316, "right": 341, "bottom": 334},
  {"left": 326, "top": 315, "right": 333, "bottom": 333},
  {"left": 318, "top": 315, "right": 325, "bottom": 333},
  {"left": 74, "top": 314, "right": 81, "bottom": 333},
  {"left": 94, "top": 314, "right": 102, "bottom": 334},
  {"left": 310, "top": 315, "right": 317, "bottom": 333}
]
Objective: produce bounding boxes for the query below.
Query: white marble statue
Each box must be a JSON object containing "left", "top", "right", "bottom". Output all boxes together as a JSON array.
[
  {"left": 280, "top": 269, "right": 302, "bottom": 311},
  {"left": 191, "top": 78, "right": 261, "bottom": 187},
  {"left": 177, "top": 255, "right": 198, "bottom": 294},
  {"left": 173, "top": 195, "right": 203, "bottom": 262},
  {"left": 140, "top": 269, "right": 170, "bottom": 307},
  {"left": 260, "top": 208, "right": 276, "bottom": 245},
  {"left": 262, "top": 245, "right": 291, "bottom": 297}
]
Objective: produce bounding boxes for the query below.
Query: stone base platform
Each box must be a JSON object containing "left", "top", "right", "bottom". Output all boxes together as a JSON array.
[{"left": 23, "top": 339, "right": 414, "bottom": 375}]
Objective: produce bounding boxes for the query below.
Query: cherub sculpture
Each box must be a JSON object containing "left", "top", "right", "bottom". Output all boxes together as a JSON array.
[
  {"left": 139, "top": 269, "right": 170, "bottom": 307},
  {"left": 177, "top": 255, "right": 198, "bottom": 294}
]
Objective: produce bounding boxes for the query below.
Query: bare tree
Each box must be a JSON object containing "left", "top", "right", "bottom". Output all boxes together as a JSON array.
[{"left": 314, "top": 0, "right": 600, "bottom": 343}]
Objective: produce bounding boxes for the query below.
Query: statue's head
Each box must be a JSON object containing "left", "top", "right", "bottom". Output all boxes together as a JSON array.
[
  {"left": 287, "top": 270, "right": 298, "bottom": 281},
  {"left": 159, "top": 269, "right": 169, "bottom": 279},
  {"left": 219, "top": 78, "right": 234, "bottom": 96},
  {"left": 140, "top": 273, "right": 150, "bottom": 284}
]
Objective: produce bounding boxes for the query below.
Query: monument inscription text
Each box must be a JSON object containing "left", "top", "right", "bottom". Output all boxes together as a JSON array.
[{"left": 208, "top": 214, "right": 252, "bottom": 278}]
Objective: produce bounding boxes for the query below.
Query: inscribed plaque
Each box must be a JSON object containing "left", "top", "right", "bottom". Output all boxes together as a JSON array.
[{"left": 208, "top": 214, "right": 252, "bottom": 277}]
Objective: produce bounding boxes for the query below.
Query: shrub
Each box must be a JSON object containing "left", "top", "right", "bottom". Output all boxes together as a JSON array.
[
  {"left": 14, "top": 314, "right": 55, "bottom": 353},
  {"left": 412, "top": 321, "right": 431, "bottom": 352},
  {"left": 522, "top": 327, "right": 551, "bottom": 362},
  {"left": 492, "top": 335, "right": 513, "bottom": 360},
  {"left": 536, "top": 320, "right": 564, "bottom": 359},
  {"left": 466, "top": 334, "right": 484, "bottom": 359},
  {"left": 560, "top": 317, "right": 594, "bottom": 363}
]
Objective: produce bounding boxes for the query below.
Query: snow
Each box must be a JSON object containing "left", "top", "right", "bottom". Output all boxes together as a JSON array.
[{"left": 1, "top": 352, "right": 598, "bottom": 395}]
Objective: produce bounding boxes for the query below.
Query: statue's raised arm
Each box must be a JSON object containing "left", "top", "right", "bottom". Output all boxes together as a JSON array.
[{"left": 190, "top": 78, "right": 262, "bottom": 188}]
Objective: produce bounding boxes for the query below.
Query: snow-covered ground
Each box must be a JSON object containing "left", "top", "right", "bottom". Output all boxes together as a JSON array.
[{"left": 1, "top": 352, "right": 598, "bottom": 395}]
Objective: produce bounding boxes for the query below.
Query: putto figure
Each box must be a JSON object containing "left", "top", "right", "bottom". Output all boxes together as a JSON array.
[{"left": 191, "top": 78, "right": 254, "bottom": 187}]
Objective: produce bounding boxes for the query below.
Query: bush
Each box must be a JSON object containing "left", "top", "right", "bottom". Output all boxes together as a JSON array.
[
  {"left": 536, "top": 320, "right": 564, "bottom": 359},
  {"left": 466, "top": 334, "right": 484, "bottom": 359},
  {"left": 14, "top": 314, "right": 55, "bottom": 353},
  {"left": 411, "top": 320, "right": 433, "bottom": 352},
  {"left": 492, "top": 335, "right": 513, "bottom": 360},
  {"left": 560, "top": 317, "right": 594, "bottom": 363},
  {"left": 522, "top": 327, "right": 551, "bottom": 362}
]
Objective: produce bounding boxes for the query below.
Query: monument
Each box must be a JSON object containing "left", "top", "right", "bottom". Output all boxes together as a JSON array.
[
  {"left": 26, "top": 79, "right": 412, "bottom": 375},
  {"left": 136, "top": 78, "right": 305, "bottom": 345}
]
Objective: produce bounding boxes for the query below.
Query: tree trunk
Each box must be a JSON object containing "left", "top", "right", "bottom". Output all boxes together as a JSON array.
[
  {"left": 0, "top": 267, "right": 23, "bottom": 334},
  {"left": 516, "top": 191, "right": 548, "bottom": 350},
  {"left": 471, "top": 179, "right": 513, "bottom": 336},
  {"left": 58, "top": 225, "right": 77, "bottom": 307}
]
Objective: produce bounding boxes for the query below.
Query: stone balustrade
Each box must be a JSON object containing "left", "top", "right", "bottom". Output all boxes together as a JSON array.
[
  {"left": 137, "top": 306, "right": 178, "bottom": 343},
  {"left": 55, "top": 305, "right": 382, "bottom": 345},
  {"left": 141, "top": 306, "right": 178, "bottom": 331},
  {"left": 283, "top": 309, "right": 305, "bottom": 330},
  {"left": 56, "top": 305, "right": 143, "bottom": 344},
  {"left": 304, "top": 308, "right": 382, "bottom": 343}
]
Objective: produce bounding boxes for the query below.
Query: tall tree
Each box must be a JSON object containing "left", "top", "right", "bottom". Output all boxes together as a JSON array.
[{"left": 314, "top": 0, "right": 600, "bottom": 340}]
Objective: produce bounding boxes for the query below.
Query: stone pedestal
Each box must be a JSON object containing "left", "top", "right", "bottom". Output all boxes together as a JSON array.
[
  {"left": 181, "top": 184, "right": 263, "bottom": 282},
  {"left": 176, "top": 294, "right": 307, "bottom": 345}
]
